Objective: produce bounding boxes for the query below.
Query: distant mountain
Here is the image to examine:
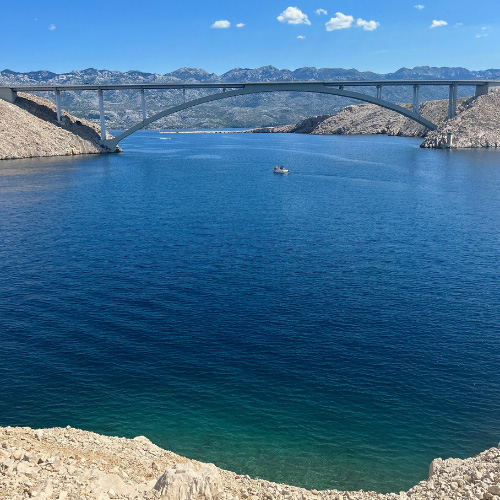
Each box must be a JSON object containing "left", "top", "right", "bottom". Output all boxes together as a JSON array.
[
  {"left": 386, "top": 66, "right": 500, "bottom": 80},
  {"left": 0, "top": 66, "right": 496, "bottom": 129}
]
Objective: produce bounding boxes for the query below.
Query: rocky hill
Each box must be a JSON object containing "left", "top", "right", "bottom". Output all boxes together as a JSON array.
[
  {"left": 248, "top": 93, "right": 500, "bottom": 149},
  {"left": 421, "top": 92, "right": 500, "bottom": 148},
  {"left": 0, "top": 66, "right": 488, "bottom": 129},
  {"left": 247, "top": 99, "right": 453, "bottom": 137},
  {"left": 1, "top": 426, "right": 499, "bottom": 500},
  {"left": 0, "top": 93, "right": 118, "bottom": 160}
]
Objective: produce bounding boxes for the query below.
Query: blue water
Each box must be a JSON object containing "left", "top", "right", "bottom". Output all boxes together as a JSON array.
[{"left": 0, "top": 131, "right": 499, "bottom": 493}]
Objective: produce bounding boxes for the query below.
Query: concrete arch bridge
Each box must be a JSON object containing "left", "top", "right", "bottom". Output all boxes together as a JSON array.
[{"left": 1, "top": 80, "right": 499, "bottom": 149}]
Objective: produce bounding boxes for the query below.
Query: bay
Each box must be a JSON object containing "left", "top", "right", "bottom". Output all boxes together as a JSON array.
[{"left": 0, "top": 131, "right": 499, "bottom": 493}]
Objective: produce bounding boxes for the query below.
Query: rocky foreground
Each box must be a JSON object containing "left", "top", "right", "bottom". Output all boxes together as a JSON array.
[
  {"left": 1, "top": 427, "right": 499, "bottom": 500},
  {"left": 0, "top": 93, "right": 118, "bottom": 160},
  {"left": 248, "top": 93, "right": 500, "bottom": 149}
]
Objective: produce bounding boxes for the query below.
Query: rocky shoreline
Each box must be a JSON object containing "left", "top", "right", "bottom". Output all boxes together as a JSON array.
[
  {"left": 420, "top": 93, "right": 500, "bottom": 148},
  {"left": 247, "top": 93, "right": 500, "bottom": 149},
  {"left": 1, "top": 426, "right": 499, "bottom": 500},
  {"left": 2, "top": 91, "right": 500, "bottom": 158},
  {"left": 0, "top": 93, "right": 118, "bottom": 161}
]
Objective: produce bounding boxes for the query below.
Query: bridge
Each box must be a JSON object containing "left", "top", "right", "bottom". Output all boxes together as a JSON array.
[{"left": 1, "top": 80, "right": 500, "bottom": 149}]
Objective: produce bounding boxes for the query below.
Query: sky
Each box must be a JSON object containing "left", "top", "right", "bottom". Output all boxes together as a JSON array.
[{"left": 1, "top": 0, "right": 499, "bottom": 74}]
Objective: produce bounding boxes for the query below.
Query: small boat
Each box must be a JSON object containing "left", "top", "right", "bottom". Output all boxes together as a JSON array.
[{"left": 273, "top": 165, "right": 289, "bottom": 174}]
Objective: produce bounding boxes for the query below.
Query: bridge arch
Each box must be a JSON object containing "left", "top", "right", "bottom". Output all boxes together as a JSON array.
[{"left": 100, "top": 83, "right": 437, "bottom": 149}]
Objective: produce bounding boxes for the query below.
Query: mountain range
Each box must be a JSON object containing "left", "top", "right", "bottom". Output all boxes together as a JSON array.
[{"left": 1, "top": 66, "right": 496, "bottom": 129}]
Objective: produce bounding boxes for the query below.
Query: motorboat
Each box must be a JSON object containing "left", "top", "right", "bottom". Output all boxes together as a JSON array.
[{"left": 273, "top": 165, "right": 289, "bottom": 174}]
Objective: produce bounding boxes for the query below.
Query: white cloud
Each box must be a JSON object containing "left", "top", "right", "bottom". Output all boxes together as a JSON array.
[
  {"left": 297, "top": 35, "right": 306, "bottom": 39},
  {"left": 476, "top": 27, "right": 490, "bottom": 37},
  {"left": 236, "top": 23, "right": 245, "bottom": 28},
  {"left": 315, "top": 9, "right": 327, "bottom": 15},
  {"left": 455, "top": 22, "right": 464, "bottom": 27},
  {"left": 211, "top": 20, "right": 230, "bottom": 29},
  {"left": 277, "top": 7, "right": 311, "bottom": 25},
  {"left": 325, "top": 12, "right": 354, "bottom": 31},
  {"left": 356, "top": 18, "right": 379, "bottom": 31},
  {"left": 48, "top": 24, "right": 56, "bottom": 30},
  {"left": 414, "top": 4, "right": 424, "bottom": 9},
  {"left": 430, "top": 20, "right": 447, "bottom": 28}
]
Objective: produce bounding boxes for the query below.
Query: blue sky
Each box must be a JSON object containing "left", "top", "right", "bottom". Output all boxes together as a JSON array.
[{"left": 1, "top": 0, "right": 499, "bottom": 74}]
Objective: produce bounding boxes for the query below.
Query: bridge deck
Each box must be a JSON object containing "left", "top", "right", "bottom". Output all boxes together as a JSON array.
[{"left": 8, "top": 80, "right": 500, "bottom": 92}]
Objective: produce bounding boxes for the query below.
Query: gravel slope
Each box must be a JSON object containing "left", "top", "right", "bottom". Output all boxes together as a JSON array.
[{"left": 0, "top": 93, "right": 119, "bottom": 160}]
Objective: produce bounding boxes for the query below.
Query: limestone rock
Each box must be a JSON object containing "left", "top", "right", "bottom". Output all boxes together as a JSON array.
[
  {"left": 429, "top": 458, "right": 444, "bottom": 478},
  {"left": 1, "top": 426, "right": 500, "bottom": 500},
  {"left": 421, "top": 93, "right": 500, "bottom": 148},
  {"left": 488, "top": 485, "right": 500, "bottom": 495},
  {"left": 153, "top": 462, "right": 224, "bottom": 499},
  {"left": 0, "top": 93, "right": 121, "bottom": 160}
]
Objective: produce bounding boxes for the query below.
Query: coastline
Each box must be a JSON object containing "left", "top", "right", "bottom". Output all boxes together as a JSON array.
[
  {"left": 4, "top": 92, "right": 500, "bottom": 157},
  {"left": 246, "top": 93, "right": 500, "bottom": 149},
  {"left": 1, "top": 426, "right": 499, "bottom": 500},
  {"left": 0, "top": 93, "right": 119, "bottom": 161}
]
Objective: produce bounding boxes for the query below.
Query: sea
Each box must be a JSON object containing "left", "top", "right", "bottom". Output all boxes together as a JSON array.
[{"left": 0, "top": 130, "right": 499, "bottom": 494}]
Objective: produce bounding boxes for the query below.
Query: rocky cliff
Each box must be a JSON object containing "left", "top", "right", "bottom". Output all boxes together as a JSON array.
[
  {"left": 0, "top": 93, "right": 118, "bottom": 161},
  {"left": 421, "top": 93, "right": 500, "bottom": 148},
  {"left": 248, "top": 93, "right": 500, "bottom": 149},
  {"left": 1, "top": 426, "right": 499, "bottom": 500}
]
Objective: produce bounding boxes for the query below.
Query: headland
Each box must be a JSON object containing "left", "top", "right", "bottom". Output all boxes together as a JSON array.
[{"left": 0, "top": 93, "right": 119, "bottom": 161}]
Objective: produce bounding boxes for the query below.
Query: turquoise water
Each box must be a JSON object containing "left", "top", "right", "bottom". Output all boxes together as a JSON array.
[{"left": 0, "top": 131, "right": 499, "bottom": 493}]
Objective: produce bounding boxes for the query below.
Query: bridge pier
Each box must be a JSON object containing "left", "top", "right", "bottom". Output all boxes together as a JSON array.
[
  {"left": 475, "top": 82, "right": 500, "bottom": 96},
  {"left": 0, "top": 87, "right": 17, "bottom": 103},
  {"left": 55, "top": 90, "right": 62, "bottom": 121},
  {"left": 141, "top": 89, "right": 146, "bottom": 121},
  {"left": 98, "top": 89, "right": 106, "bottom": 140},
  {"left": 376, "top": 85, "right": 382, "bottom": 99},
  {"left": 448, "top": 84, "right": 457, "bottom": 119},
  {"left": 413, "top": 84, "right": 420, "bottom": 115}
]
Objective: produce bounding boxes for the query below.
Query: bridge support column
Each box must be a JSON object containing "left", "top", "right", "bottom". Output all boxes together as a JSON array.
[
  {"left": 55, "top": 90, "right": 62, "bottom": 121},
  {"left": 183, "top": 88, "right": 186, "bottom": 103},
  {"left": 98, "top": 89, "right": 106, "bottom": 140},
  {"left": 141, "top": 89, "right": 146, "bottom": 121},
  {"left": 376, "top": 85, "right": 382, "bottom": 99},
  {"left": 413, "top": 85, "right": 420, "bottom": 115},
  {"left": 475, "top": 84, "right": 489, "bottom": 96},
  {"left": 448, "top": 84, "right": 457, "bottom": 119},
  {"left": 475, "top": 82, "right": 500, "bottom": 96}
]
